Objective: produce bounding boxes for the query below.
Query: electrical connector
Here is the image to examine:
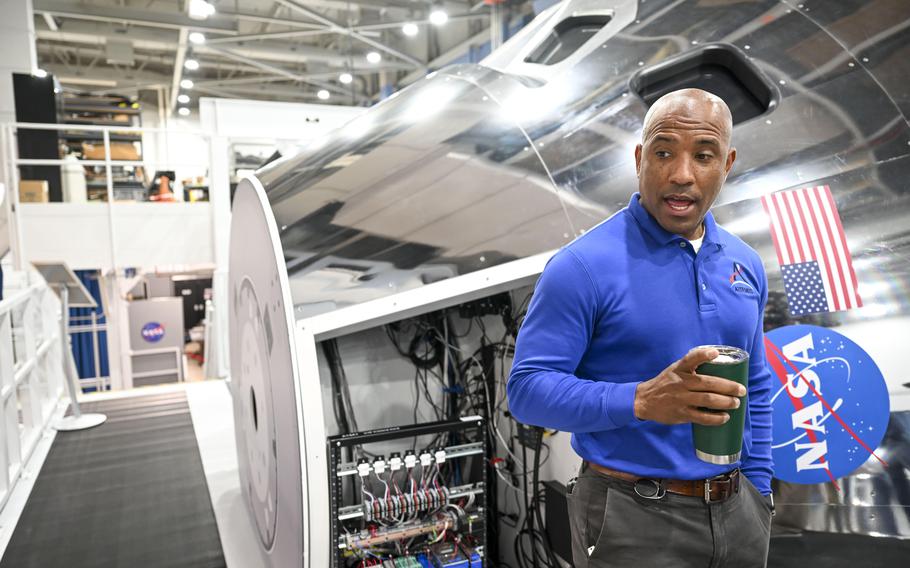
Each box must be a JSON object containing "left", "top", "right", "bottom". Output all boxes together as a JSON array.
[
  {"left": 373, "top": 456, "right": 387, "bottom": 475},
  {"left": 434, "top": 448, "right": 447, "bottom": 464},
  {"left": 389, "top": 452, "right": 403, "bottom": 472},
  {"left": 404, "top": 451, "right": 418, "bottom": 469},
  {"left": 419, "top": 452, "right": 433, "bottom": 467},
  {"left": 357, "top": 458, "right": 372, "bottom": 477}
]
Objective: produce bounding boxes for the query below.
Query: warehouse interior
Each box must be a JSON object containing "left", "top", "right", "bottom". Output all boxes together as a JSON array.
[{"left": 1, "top": 1, "right": 909, "bottom": 567}]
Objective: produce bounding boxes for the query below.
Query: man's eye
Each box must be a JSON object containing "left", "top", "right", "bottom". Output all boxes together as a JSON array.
[
  {"left": 655, "top": 150, "right": 670, "bottom": 158},
  {"left": 696, "top": 153, "right": 713, "bottom": 161}
]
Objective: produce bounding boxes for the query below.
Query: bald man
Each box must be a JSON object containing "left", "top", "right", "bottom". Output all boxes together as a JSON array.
[{"left": 508, "top": 89, "right": 774, "bottom": 567}]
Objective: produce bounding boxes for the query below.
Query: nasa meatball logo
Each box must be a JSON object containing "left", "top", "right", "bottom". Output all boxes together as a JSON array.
[
  {"left": 730, "top": 262, "right": 757, "bottom": 295},
  {"left": 141, "top": 322, "right": 165, "bottom": 343},
  {"left": 765, "top": 325, "right": 889, "bottom": 485}
]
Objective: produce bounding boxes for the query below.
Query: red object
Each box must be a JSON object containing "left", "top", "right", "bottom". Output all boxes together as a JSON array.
[{"left": 150, "top": 174, "right": 176, "bottom": 202}]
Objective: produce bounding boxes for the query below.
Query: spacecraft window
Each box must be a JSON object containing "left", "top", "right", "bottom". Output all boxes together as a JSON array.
[
  {"left": 630, "top": 44, "right": 777, "bottom": 125},
  {"left": 524, "top": 15, "right": 612, "bottom": 66}
]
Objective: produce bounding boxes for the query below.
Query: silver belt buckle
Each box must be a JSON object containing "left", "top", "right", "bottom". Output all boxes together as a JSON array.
[
  {"left": 704, "top": 479, "right": 713, "bottom": 504},
  {"left": 634, "top": 478, "right": 666, "bottom": 500}
]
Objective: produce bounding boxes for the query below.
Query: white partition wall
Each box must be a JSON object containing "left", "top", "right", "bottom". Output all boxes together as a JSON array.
[{"left": 0, "top": 276, "right": 66, "bottom": 512}]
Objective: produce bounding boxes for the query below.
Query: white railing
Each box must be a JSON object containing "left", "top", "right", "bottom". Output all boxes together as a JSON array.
[
  {"left": 0, "top": 273, "right": 66, "bottom": 512},
  {"left": 0, "top": 122, "right": 216, "bottom": 273}
]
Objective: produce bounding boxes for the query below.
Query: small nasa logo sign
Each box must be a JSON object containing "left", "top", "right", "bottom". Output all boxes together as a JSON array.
[
  {"left": 765, "top": 325, "right": 889, "bottom": 484},
  {"left": 729, "top": 262, "right": 757, "bottom": 296},
  {"left": 141, "top": 321, "right": 165, "bottom": 343}
]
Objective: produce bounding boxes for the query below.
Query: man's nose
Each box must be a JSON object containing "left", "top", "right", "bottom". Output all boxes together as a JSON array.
[{"left": 668, "top": 157, "right": 696, "bottom": 186}]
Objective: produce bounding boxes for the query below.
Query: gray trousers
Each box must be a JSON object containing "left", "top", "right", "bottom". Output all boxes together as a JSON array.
[{"left": 567, "top": 464, "right": 772, "bottom": 568}]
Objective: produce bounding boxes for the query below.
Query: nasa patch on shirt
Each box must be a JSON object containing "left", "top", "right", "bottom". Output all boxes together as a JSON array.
[{"left": 765, "top": 325, "right": 889, "bottom": 484}]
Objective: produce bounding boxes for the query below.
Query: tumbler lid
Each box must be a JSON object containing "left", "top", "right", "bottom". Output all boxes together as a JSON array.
[{"left": 697, "top": 345, "right": 749, "bottom": 364}]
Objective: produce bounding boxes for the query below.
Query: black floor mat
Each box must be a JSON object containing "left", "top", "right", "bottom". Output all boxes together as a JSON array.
[{"left": 1, "top": 391, "right": 226, "bottom": 568}]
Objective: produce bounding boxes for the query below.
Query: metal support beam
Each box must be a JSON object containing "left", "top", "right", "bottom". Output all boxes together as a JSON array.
[
  {"left": 35, "top": 21, "right": 372, "bottom": 67},
  {"left": 33, "top": 0, "right": 239, "bottom": 33},
  {"left": 206, "top": 12, "right": 493, "bottom": 46},
  {"left": 490, "top": 2, "right": 504, "bottom": 50},
  {"left": 203, "top": 46, "right": 355, "bottom": 99},
  {"left": 273, "top": 0, "right": 426, "bottom": 69},
  {"left": 169, "top": 28, "right": 188, "bottom": 116}
]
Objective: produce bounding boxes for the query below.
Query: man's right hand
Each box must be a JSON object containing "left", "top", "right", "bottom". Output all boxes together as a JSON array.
[{"left": 633, "top": 347, "right": 747, "bottom": 425}]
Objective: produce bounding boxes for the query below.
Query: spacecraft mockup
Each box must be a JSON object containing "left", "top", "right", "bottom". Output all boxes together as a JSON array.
[{"left": 229, "top": 1, "right": 910, "bottom": 566}]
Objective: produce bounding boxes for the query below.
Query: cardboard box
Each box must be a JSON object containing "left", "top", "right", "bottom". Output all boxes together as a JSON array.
[
  {"left": 19, "top": 180, "right": 49, "bottom": 203},
  {"left": 81, "top": 141, "right": 140, "bottom": 161}
]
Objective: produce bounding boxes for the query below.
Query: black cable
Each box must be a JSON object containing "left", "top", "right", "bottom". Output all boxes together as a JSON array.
[
  {"left": 323, "top": 340, "right": 352, "bottom": 435},
  {"left": 407, "top": 321, "right": 443, "bottom": 369},
  {"left": 519, "top": 432, "right": 539, "bottom": 568},
  {"left": 532, "top": 429, "right": 559, "bottom": 567}
]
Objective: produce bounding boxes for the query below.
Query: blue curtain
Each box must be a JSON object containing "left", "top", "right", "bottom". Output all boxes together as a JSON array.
[{"left": 70, "top": 269, "right": 109, "bottom": 390}]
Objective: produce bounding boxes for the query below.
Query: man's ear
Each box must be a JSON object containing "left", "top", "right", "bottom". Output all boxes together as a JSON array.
[
  {"left": 725, "top": 147, "right": 737, "bottom": 175},
  {"left": 635, "top": 144, "right": 643, "bottom": 176}
]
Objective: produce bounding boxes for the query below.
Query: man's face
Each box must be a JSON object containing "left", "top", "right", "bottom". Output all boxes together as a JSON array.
[{"left": 634, "top": 99, "right": 736, "bottom": 240}]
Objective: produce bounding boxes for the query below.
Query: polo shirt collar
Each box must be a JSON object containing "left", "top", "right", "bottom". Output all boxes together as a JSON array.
[{"left": 627, "top": 192, "right": 725, "bottom": 249}]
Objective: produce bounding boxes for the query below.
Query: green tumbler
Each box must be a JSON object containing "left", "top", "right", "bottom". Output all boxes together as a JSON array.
[{"left": 691, "top": 345, "right": 750, "bottom": 465}]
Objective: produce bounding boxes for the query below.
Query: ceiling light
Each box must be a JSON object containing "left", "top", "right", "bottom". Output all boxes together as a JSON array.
[
  {"left": 188, "top": 0, "right": 216, "bottom": 20},
  {"left": 429, "top": 9, "right": 448, "bottom": 26},
  {"left": 339, "top": 72, "right": 353, "bottom": 84},
  {"left": 180, "top": 78, "right": 194, "bottom": 89},
  {"left": 177, "top": 94, "right": 190, "bottom": 104},
  {"left": 366, "top": 51, "right": 382, "bottom": 63},
  {"left": 189, "top": 32, "right": 206, "bottom": 45},
  {"left": 402, "top": 23, "right": 419, "bottom": 36},
  {"left": 34, "top": 68, "right": 48, "bottom": 78},
  {"left": 178, "top": 107, "right": 191, "bottom": 116},
  {"left": 184, "top": 59, "right": 199, "bottom": 71},
  {"left": 317, "top": 89, "right": 330, "bottom": 100}
]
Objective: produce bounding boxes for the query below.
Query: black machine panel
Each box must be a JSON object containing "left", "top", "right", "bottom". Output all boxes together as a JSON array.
[{"left": 328, "top": 418, "right": 487, "bottom": 567}]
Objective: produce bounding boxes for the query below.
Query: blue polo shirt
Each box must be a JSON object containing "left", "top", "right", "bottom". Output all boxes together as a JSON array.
[{"left": 508, "top": 193, "right": 773, "bottom": 494}]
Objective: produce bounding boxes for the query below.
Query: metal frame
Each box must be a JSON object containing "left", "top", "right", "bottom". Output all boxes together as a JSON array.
[
  {"left": 129, "top": 346, "right": 185, "bottom": 385},
  {"left": 67, "top": 311, "right": 110, "bottom": 392},
  {"left": 0, "top": 121, "right": 213, "bottom": 272},
  {"left": 0, "top": 275, "right": 66, "bottom": 513},
  {"left": 292, "top": 244, "right": 555, "bottom": 567},
  {"left": 31, "top": 0, "right": 506, "bottom": 108},
  {"left": 326, "top": 417, "right": 487, "bottom": 567}
]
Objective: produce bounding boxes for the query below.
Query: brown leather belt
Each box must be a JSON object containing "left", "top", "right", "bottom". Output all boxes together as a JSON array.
[{"left": 586, "top": 461, "right": 741, "bottom": 503}]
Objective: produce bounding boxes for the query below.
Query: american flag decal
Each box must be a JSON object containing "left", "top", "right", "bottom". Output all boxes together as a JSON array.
[{"left": 760, "top": 185, "right": 862, "bottom": 316}]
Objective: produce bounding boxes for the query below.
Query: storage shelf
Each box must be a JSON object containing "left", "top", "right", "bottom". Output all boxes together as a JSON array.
[
  {"left": 61, "top": 132, "right": 142, "bottom": 143},
  {"left": 64, "top": 103, "right": 141, "bottom": 115},
  {"left": 64, "top": 117, "right": 136, "bottom": 126}
]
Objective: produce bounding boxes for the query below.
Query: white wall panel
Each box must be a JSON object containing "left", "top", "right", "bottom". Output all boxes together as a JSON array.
[{"left": 19, "top": 202, "right": 213, "bottom": 271}]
